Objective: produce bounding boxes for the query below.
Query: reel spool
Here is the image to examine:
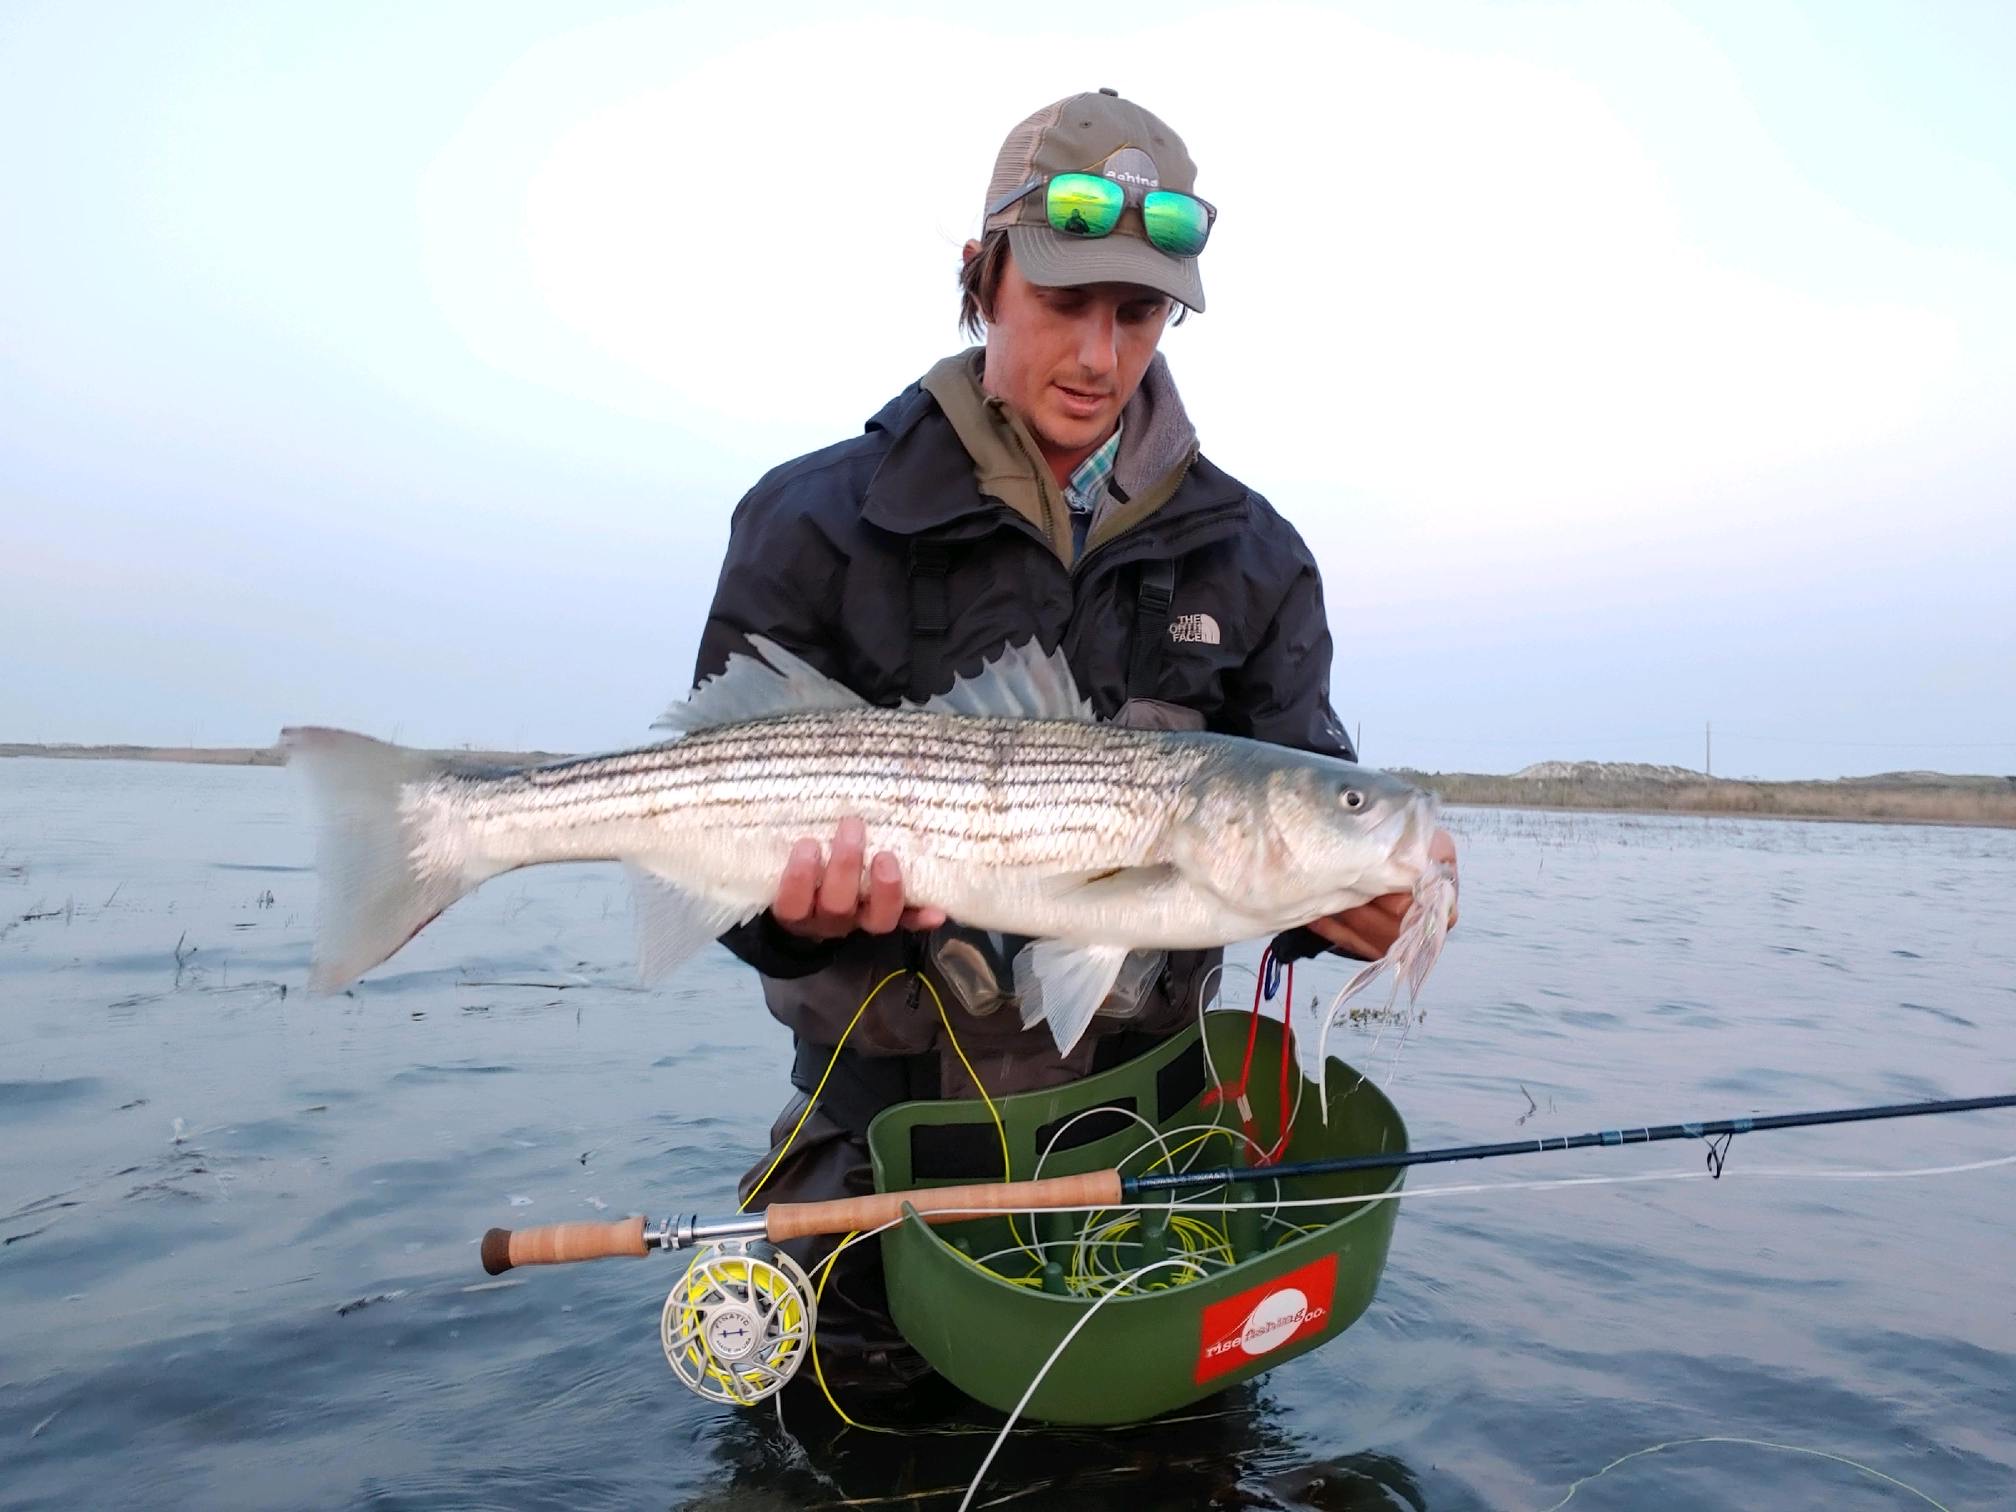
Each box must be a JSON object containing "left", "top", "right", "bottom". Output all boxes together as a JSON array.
[{"left": 661, "top": 1238, "right": 815, "bottom": 1406}]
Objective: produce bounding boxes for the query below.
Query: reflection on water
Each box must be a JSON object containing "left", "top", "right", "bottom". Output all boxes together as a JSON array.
[
  {"left": 1, "top": 760, "right": 2011, "bottom": 1509},
  {"left": 688, "top": 1382, "right": 1431, "bottom": 1511}
]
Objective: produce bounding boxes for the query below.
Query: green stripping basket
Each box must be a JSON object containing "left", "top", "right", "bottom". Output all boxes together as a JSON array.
[{"left": 866, "top": 1014, "right": 1408, "bottom": 1425}]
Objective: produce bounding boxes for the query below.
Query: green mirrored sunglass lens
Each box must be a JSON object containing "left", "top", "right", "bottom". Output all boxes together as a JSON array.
[
  {"left": 1047, "top": 174, "right": 1124, "bottom": 237},
  {"left": 1141, "top": 192, "right": 1211, "bottom": 256}
]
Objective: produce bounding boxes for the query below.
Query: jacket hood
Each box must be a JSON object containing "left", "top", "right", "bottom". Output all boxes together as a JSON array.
[{"left": 911, "top": 349, "right": 1202, "bottom": 563}]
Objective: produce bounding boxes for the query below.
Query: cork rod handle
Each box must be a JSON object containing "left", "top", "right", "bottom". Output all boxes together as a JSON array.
[
  {"left": 481, "top": 1215, "right": 648, "bottom": 1275},
  {"left": 764, "top": 1169, "right": 1124, "bottom": 1243}
]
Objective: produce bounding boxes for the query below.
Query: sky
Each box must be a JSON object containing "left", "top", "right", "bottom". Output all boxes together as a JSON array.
[{"left": 2, "top": 1, "right": 2012, "bottom": 780}]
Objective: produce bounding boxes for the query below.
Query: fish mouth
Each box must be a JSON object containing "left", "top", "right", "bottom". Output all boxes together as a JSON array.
[{"left": 1383, "top": 793, "right": 1438, "bottom": 882}]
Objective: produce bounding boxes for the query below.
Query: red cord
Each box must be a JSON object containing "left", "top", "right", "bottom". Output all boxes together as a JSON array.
[
  {"left": 1203, "top": 950, "right": 1296, "bottom": 1165},
  {"left": 1263, "top": 962, "right": 1296, "bottom": 1164}
]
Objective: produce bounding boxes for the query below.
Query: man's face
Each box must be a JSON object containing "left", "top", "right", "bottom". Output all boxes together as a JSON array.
[{"left": 970, "top": 244, "right": 1172, "bottom": 477}]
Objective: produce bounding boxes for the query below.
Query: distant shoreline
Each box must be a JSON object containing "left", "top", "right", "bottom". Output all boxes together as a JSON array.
[
  {"left": 0, "top": 742, "right": 567, "bottom": 770},
  {"left": 4, "top": 743, "right": 2011, "bottom": 829},
  {"left": 1397, "top": 769, "right": 2016, "bottom": 830}
]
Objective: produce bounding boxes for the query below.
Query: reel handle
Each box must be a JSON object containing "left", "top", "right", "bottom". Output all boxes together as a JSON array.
[
  {"left": 764, "top": 1169, "right": 1124, "bottom": 1242},
  {"left": 481, "top": 1215, "right": 648, "bottom": 1275}
]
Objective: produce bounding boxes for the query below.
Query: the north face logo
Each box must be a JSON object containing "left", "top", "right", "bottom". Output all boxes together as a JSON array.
[{"left": 1169, "top": 612, "right": 1220, "bottom": 645}]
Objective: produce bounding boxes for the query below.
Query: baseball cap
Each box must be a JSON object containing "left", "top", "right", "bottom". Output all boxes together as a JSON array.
[{"left": 982, "top": 89, "right": 1207, "bottom": 313}]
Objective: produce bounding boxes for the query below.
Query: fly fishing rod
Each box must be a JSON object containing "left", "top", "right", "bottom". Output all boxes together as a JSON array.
[
  {"left": 481, "top": 1090, "right": 2016, "bottom": 1274},
  {"left": 480, "top": 1088, "right": 2015, "bottom": 1408}
]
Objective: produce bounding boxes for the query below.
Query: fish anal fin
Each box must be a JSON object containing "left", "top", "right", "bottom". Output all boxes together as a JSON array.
[{"left": 624, "top": 864, "right": 759, "bottom": 980}]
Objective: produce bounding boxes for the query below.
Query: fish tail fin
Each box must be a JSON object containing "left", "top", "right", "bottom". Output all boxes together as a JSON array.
[{"left": 281, "top": 726, "right": 475, "bottom": 993}]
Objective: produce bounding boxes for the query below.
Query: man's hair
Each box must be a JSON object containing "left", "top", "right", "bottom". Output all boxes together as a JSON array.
[
  {"left": 957, "top": 230, "right": 1015, "bottom": 340},
  {"left": 957, "top": 229, "right": 1189, "bottom": 339}
]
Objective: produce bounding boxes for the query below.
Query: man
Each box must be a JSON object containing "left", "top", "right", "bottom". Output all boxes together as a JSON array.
[{"left": 692, "top": 90, "right": 1455, "bottom": 1377}]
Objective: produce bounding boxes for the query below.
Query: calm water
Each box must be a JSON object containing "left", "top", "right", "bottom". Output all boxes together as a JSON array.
[{"left": 2, "top": 759, "right": 2011, "bottom": 1510}]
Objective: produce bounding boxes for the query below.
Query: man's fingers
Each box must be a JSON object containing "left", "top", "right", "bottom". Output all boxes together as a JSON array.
[
  {"left": 817, "top": 818, "right": 867, "bottom": 922},
  {"left": 1371, "top": 890, "right": 1410, "bottom": 919},
  {"left": 1336, "top": 900, "right": 1404, "bottom": 953},
  {"left": 1310, "top": 915, "right": 1387, "bottom": 961},
  {"left": 775, "top": 822, "right": 945, "bottom": 940},
  {"left": 857, "top": 852, "right": 904, "bottom": 935},
  {"left": 773, "top": 839, "right": 823, "bottom": 925}
]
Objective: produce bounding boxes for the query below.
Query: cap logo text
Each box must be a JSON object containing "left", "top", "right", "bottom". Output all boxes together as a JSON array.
[{"left": 1101, "top": 147, "right": 1160, "bottom": 202}]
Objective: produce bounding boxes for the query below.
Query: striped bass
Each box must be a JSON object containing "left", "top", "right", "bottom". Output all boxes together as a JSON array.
[{"left": 284, "top": 639, "right": 1448, "bottom": 1053}]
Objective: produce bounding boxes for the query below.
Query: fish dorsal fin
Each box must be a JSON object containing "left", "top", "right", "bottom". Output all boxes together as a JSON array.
[
  {"left": 653, "top": 636, "right": 868, "bottom": 732},
  {"left": 915, "top": 639, "right": 1097, "bottom": 722}
]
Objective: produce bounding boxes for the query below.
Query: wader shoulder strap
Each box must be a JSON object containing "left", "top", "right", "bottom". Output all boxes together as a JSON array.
[
  {"left": 907, "top": 540, "right": 952, "bottom": 702},
  {"left": 1127, "top": 558, "right": 1177, "bottom": 701}
]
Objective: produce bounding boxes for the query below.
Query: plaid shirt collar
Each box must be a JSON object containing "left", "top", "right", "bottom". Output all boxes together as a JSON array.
[{"left": 1063, "top": 424, "right": 1123, "bottom": 517}]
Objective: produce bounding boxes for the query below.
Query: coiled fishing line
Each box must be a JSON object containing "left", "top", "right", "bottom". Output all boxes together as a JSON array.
[
  {"left": 663, "top": 1237, "right": 815, "bottom": 1405},
  {"left": 961, "top": 963, "right": 1311, "bottom": 1302}
]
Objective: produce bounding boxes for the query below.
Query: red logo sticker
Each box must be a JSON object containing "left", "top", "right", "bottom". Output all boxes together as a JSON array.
[{"left": 1194, "top": 1253, "right": 1338, "bottom": 1385}]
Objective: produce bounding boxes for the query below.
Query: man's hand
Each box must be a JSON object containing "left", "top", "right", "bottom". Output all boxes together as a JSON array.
[
  {"left": 771, "top": 817, "right": 948, "bottom": 941},
  {"left": 1305, "top": 826, "right": 1459, "bottom": 961}
]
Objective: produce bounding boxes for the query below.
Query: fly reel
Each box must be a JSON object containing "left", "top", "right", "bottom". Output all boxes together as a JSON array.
[{"left": 661, "top": 1237, "right": 815, "bottom": 1405}]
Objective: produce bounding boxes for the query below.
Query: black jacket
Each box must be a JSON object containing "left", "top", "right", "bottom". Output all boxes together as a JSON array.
[{"left": 692, "top": 355, "right": 1353, "bottom": 1094}]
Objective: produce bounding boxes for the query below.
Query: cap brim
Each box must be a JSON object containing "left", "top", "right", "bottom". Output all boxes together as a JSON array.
[{"left": 1007, "top": 224, "right": 1206, "bottom": 312}]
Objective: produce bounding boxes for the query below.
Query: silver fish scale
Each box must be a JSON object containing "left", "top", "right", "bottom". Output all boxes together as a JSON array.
[{"left": 433, "top": 708, "right": 1212, "bottom": 870}]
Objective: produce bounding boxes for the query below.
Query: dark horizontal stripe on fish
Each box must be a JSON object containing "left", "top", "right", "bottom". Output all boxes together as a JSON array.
[
  {"left": 568, "top": 715, "right": 1166, "bottom": 764},
  {"left": 612, "top": 806, "right": 1153, "bottom": 854},
  {"left": 445, "top": 774, "right": 1161, "bottom": 846},
  {"left": 486, "top": 740, "right": 1158, "bottom": 798},
  {"left": 464, "top": 769, "right": 1177, "bottom": 825},
  {"left": 463, "top": 747, "right": 1180, "bottom": 813},
  {"left": 600, "top": 752, "right": 1156, "bottom": 789},
  {"left": 663, "top": 729, "right": 1156, "bottom": 769},
  {"left": 447, "top": 759, "right": 1166, "bottom": 802},
  {"left": 574, "top": 790, "right": 1152, "bottom": 838}
]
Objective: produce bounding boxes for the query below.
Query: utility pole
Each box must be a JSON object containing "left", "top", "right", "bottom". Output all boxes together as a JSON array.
[
  {"left": 1705, "top": 720, "right": 1712, "bottom": 778},
  {"left": 1356, "top": 722, "right": 1362, "bottom": 759}
]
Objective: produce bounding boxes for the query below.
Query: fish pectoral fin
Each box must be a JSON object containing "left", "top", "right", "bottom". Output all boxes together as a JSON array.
[
  {"left": 910, "top": 639, "right": 1098, "bottom": 722},
  {"left": 624, "top": 865, "right": 759, "bottom": 981},
  {"left": 1011, "top": 940, "right": 1130, "bottom": 1057},
  {"left": 652, "top": 636, "right": 868, "bottom": 733},
  {"left": 1041, "top": 863, "right": 1180, "bottom": 903}
]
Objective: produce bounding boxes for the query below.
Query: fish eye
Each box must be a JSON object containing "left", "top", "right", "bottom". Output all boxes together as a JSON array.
[{"left": 1340, "top": 787, "right": 1365, "bottom": 811}]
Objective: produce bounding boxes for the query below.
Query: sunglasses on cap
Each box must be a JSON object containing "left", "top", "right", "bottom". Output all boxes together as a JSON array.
[{"left": 988, "top": 171, "right": 1217, "bottom": 259}]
